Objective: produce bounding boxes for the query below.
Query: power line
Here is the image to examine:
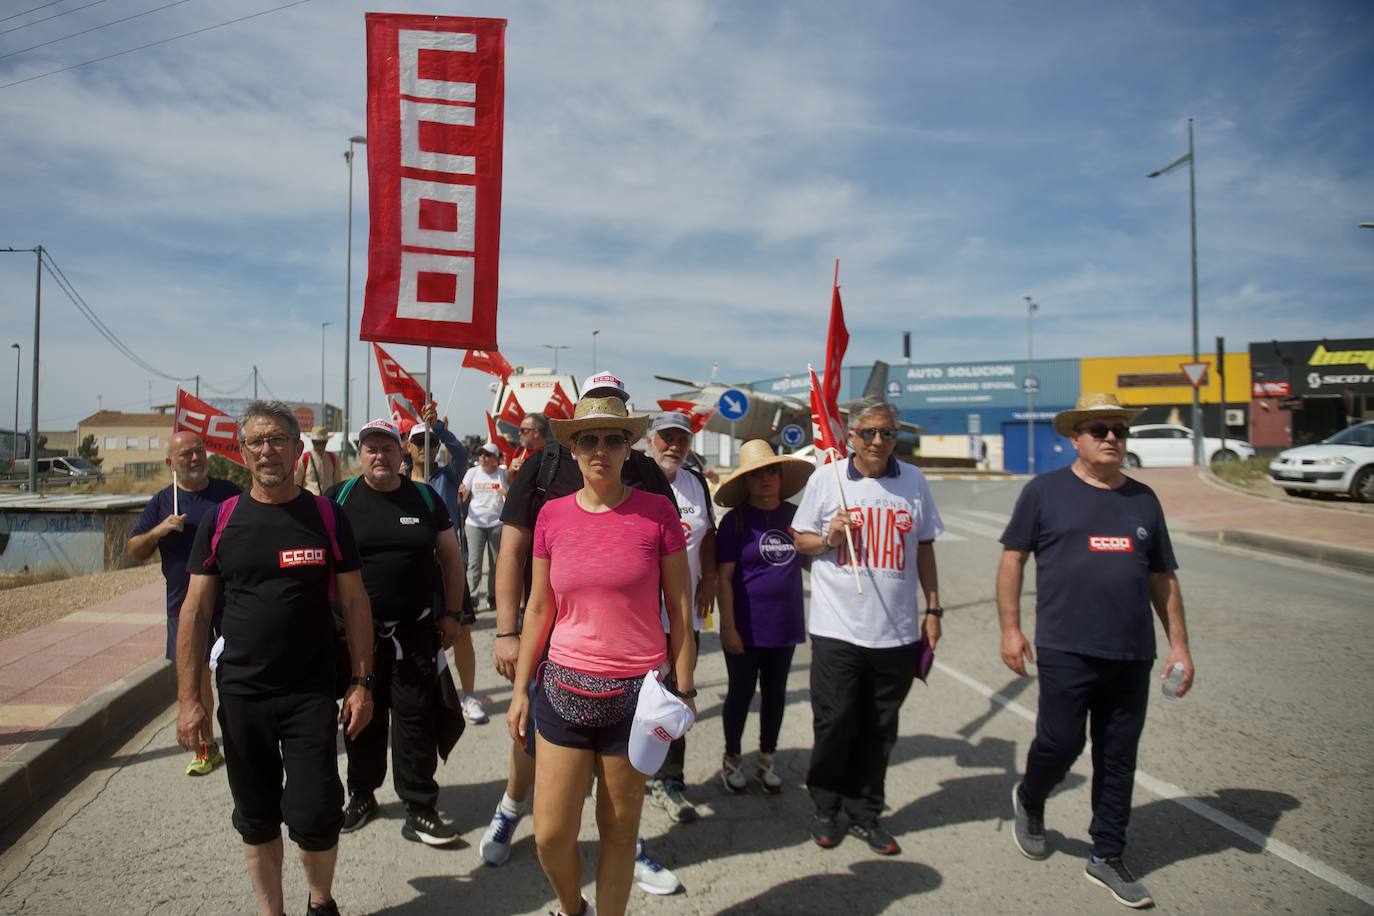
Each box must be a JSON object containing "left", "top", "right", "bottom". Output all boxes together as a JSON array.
[
  {"left": 0, "top": 0, "right": 116, "bottom": 39},
  {"left": 1, "top": 0, "right": 194, "bottom": 59},
  {"left": 0, "top": 1, "right": 69, "bottom": 26},
  {"left": 0, "top": 0, "right": 315, "bottom": 89}
]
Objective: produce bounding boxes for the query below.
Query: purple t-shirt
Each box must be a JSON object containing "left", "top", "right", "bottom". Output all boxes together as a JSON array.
[{"left": 716, "top": 503, "right": 805, "bottom": 648}]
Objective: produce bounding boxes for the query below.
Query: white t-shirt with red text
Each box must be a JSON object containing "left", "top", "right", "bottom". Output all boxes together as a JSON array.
[
  {"left": 461, "top": 466, "right": 508, "bottom": 528},
  {"left": 793, "top": 458, "right": 943, "bottom": 648}
]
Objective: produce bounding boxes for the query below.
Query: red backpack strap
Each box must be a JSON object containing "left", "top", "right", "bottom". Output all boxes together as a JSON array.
[{"left": 203, "top": 495, "right": 240, "bottom": 571}]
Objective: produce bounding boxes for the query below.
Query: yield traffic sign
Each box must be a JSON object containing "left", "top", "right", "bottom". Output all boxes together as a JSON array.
[{"left": 1180, "top": 362, "right": 1210, "bottom": 389}]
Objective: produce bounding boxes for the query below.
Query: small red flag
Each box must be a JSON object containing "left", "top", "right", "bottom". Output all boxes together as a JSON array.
[
  {"left": 809, "top": 367, "right": 845, "bottom": 464},
  {"left": 544, "top": 381, "right": 575, "bottom": 420},
  {"left": 823, "top": 260, "right": 849, "bottom": 412},
  {"left": 656, "top": 399, "right": 715, "bottom": 434},
  {"left": 174, "top": 389, "right": 246, "bottom": 466},
  {"left": 463, "top": 349, "right": 514, "bottom": 380},
  {"left": 497, "top": 389, "right": 525, "bottom": 426},
  {"left": 373, "top": 343, "right": 426, "bottom": 422},
  {"left": 485, "top": 411, "right": 516, "bottom": 462}
]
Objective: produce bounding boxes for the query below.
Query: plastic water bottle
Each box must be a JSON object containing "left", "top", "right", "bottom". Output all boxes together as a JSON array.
[{"left": 1162, "top": 662, "right": 1186, "bottom": 700}]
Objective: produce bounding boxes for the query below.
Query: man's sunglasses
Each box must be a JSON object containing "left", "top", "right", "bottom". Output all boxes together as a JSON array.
[
  {"left": 1077, "top": 424, "right": 1131, "bottom": 440},
  {"left": 572, "top": 433, "right": 629, "bottom": 452},
  {"left": 853, "top": 426, "right": 899, "bottom": 443}
]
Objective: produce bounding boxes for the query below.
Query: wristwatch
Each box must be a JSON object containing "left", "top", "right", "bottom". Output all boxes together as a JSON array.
[
  {"left": 925, "top": 607, "right": 944, "bottom": 618},
  {"left": 667, "top": 686, "right": 698, "bottom": 699},
  {"left": 350, "top": 674, "right": 376, "bottom": 691}
]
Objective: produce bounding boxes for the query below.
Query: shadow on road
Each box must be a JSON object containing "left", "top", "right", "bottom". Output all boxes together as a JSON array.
[
  {"left": 1128, "top": 788, "right": 1302, "bottom": 877},
  {"left": 715, "top": 859, "right": 942, "bottom": 915},
  {"left": 956, "top": 674, "right": 1035, "bottom": 739}
]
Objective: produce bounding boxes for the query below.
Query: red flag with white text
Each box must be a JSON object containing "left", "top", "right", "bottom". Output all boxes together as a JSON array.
[
  {"left": 373, "top": 343, "right": 426, "bottom": 422},
  {"left": 656, "top": 399, "right": 716, "bottom": 434},
  {"left": 809, "top": 367, "right": 845, "bottom": 464},
  {"left": 361, "top": 14, "right": 507, "bottom": 350},
  {"left": 463, "top": 348, "right": 513, "bottom": 380},
  {"left": 544, "top": 382, "right": 575, "bottom": 420},
  {"left": 174, "top": 389, "right": 245, "bottom": 466},
  {"left": 497, "top": 389, "right": 525, "bottom": 426},
  {"left": 823, "top": 262, "right": 849, "bottom": 411},
  {"left": 485, "top": 411, "right": 516, "bottom": 462}
]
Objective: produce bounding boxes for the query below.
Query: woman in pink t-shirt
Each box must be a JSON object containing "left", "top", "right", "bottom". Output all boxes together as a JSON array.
[{"left": 508, "top": 396, "right": 695, "bottom": 916}]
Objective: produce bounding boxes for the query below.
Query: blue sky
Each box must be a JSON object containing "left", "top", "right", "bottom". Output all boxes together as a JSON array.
[{"left": 1, "top": 0, "right": 1371, "bottom": 434}]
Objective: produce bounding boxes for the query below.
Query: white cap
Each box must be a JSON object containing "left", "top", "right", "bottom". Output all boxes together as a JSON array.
[
  {"left": 580, "top": 371, "right": 629, "bottom": 401},
  {"left": 358, "top": 418, "right": 402, "bottom": 446},
  {"left": 479, "top": 442, "right": 501, "bottom": 456},
  {"left": 628, "top": 669, "right": 695, "bottom": 776},
  {"left": 408, "top": 422, "right": 431, "bottom": 440}
]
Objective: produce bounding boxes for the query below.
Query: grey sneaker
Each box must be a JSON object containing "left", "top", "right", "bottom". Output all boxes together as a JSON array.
[
  {"left": 1011, "top": 783, "right": 1048, "bottom": 860},
  {"left": 1085, "top": 855, "right": 1154, "bottom": 909},
  {"left": 648, "top": 778, "right": 698, "bottom": 823},
  {"left": 633, "top": 839, "right": 681, "bottom": 894}
]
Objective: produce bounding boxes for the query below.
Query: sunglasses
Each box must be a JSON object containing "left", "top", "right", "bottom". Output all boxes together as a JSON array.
[
  {"left": 748, "top": 466, "right": 781, "bottom": 479},
  {"left": 1077, "top": 424, "right": 1131, "bottom": 440},
  {"left": 572, "top": 433, "right": 629, "bottom": 452},
  {"left": 854, "top": 426, "right": 899, "bottom": 443}
]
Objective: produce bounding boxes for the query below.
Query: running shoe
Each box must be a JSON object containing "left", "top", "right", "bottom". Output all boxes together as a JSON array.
[
  {"left": 648, "top": 778, "right": 698, "bottom": 823},
  {"left": 1085, "top": 855, "right": 1154, "bottom": 908},
  {"left": 340, "top": 792, "right": 378, "bottom": 833},
  {"left": 719, "top": 755, "right": 747, "bottom": 794},
  {"left": 810, "top": 812, "right": 843, "bottom": 849},
  {"left": 1011, "top": 782, "right": 1048, "bottom": 860},
  {"left": 462, "top": 694, "right": 489, "bottom": 724},
  {"left": 402, "top": 807, "right": 461, "bottom": 846},
  {"left": 549, "top": 897, "right": 595, "bottom": 916},
  {"left": 479, "top": 804, "right": 524, "bottom": 866},
  {"left": 306, "top": 897, "right": 340, "bottom": 916},
  {"left": 848, "top": 820, "right": 901, "bottom": 855},
  {"left": 753, "top": 752, "right": 783, "bottom": 794},
  {"left": 634, "top": 839, "right": 681, "bottom": 895},
  {"left": 185, "top": 742, "right": 223, "bottom": 777}
]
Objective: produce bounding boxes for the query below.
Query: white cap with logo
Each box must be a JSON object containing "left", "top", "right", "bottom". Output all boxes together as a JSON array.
[
  {"left": 580, "top": 371, "right": 629, "bottom": 402},
  {"left": 628, "top": 669, "right": 695, "bottom": 776}
]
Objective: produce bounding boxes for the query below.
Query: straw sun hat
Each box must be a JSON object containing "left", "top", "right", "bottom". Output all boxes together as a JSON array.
[
  {"left": 550, "top": 396, "right": 650, "bottom": 447},
  {"left": 1052, "top": 393, "right": 1144, "bottom": 438},
  {"left": 714, "top": 439, "right": 815, "bottom": 508}
]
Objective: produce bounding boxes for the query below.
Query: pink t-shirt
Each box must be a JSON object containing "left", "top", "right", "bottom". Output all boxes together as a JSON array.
[{"left": 533, "top": 488, "right": 685, "bottom": 678}]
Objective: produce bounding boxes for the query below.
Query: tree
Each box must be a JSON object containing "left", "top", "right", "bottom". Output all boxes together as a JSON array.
[
  {"left": 208, "top": 455, "right": 251, "bottom": 490},
  {"left": 78, "top": 434, "right": 103, "bottom": 468}
]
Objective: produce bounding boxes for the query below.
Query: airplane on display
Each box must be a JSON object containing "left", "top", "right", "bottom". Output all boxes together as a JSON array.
[{"left": 654, "top": 360, "right": 920, "bottom": 449}]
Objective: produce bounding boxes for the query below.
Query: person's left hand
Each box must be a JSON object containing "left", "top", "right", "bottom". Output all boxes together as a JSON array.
[
  {"left": 1161, "top": 645, "right": 1196, "bottom": 698},
  {"left": 339, "top": 684, "right": 373, "bottom": 738},
  {"left": 439, "top": 616, "right": 463, "bottom": 650},
  {"left": 422, "top": 402, "right": 439, "bottom": 426},
  {"left": 923, "top": 612, "right": 942, "bottom": 649},
  {"left": 695, "top": 579, "right": 715, "bottom": 620}
]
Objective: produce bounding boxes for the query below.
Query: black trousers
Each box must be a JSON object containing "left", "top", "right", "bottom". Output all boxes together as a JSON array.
[
  {"left": 343, "top": 623, "right": 442, "bottom": 813},
  {"left": 654, "top": 630, "right": 701, "bottom": 783},
  {"left": 722, "top": 645, "right": 796, "bottom": 757},
  {"left": 218, "top": 690, "right": 343, "bottom": 851},
  {"left": 1019, "top": 647, "right": 1151, "bottom": 858},
  {"left": 807, "top": 635, "right": 919, "bottom": 824}
]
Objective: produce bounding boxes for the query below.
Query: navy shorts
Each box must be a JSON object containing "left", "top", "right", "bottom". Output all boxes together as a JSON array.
[
  {"left": 166, "top": 612, "right": 221, "bottom": 663},
  {"left": 533, "top": 684, "right": 633, "bottom": 756}
]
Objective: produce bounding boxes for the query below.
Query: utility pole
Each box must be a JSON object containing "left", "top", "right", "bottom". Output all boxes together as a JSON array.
[
  {"left": 29, "top": 246, "right": 40, "bottom": 494},
  {"left": 253, "top": 365, "right": 259, "bottom": 399},
  {"left": 1025, "top": 295, "right": 1038, "bottom": 475}
]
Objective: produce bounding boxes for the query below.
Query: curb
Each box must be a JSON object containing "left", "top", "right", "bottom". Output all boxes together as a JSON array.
[
  {"left": 1201, "top": 468, "right": 1374, "bottom": 517},
  {"left": 0, "top": 657, "right": 174, "bottom": 826},
  {"left": 1191, "top": 529, "right": 1374, "bottom": 575}
]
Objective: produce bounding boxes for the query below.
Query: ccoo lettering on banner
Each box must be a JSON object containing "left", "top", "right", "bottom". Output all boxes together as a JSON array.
[{"left": 175, "top": 389, "right": 246, "bottom": 466}]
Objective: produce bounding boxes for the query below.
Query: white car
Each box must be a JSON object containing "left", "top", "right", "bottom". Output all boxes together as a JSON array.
[
  {"left": 1267, "top": 421, "right": 1374, "bottom": 502},
  {"left": 1121, "top": 423, "right": 1255, "bottom": 468}
]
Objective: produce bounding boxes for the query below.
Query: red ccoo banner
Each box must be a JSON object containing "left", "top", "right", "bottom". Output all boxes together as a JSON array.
[
  {"left": 361, "top": 13, "right": 506, "bottom": 350},
  {"left": 373, "top": 342, "right": 428, "bottom": 422},
  {"left": 175, "top": 389, "right": 246, "bottom": 466}
]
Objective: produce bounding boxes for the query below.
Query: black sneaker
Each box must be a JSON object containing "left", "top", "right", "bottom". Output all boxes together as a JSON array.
[
  {"left": 1011, "top": 783, "right": 1048, "bottom": 860},
  {"left": 848, "top": 820, "right": 901, "bottom": 855},
  {"left": 810, "top": 813, "right": 843, "bottom": 849},
  {"left": 305, "top": 898, "right": 340, "bottom": 916},
  {"left": 402, "top": 807, "right": 461, "bottom": 846},
  {"left": 1085, "top": 855, "right": 1154, "bottom": 909},
  {"left": 340, "top": 792, "right": 377, "bottom": 833}
]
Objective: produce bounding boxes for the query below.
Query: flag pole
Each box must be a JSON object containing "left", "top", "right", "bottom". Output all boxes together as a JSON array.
[
  {"left": 424, "top": 347, "right": 433, "bottom": 482},
  {"left": 444, "top": 364, "right": 463, "bottom": 421},
  {"left": 172, "top": 386, "right": 180, "bottom": 515},
  {"left": 825, "top": 445, "right": 863, "bottom": 596}
]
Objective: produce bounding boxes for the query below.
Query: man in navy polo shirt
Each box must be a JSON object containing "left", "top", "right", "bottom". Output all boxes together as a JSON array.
[
  {"left": 998, "top": 393, "right": 1197, "bottom": 910},
  {"left": 127, "top": 430, "right": 240, "bottom": 776}
]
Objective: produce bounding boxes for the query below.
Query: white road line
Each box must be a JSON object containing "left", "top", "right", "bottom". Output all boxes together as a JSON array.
[
  {"left": 934, "top": 659, "right": 1374, "bottom": 907},
  {"left": 960, "top": 508, "right": 1012, "bottom": 526},
  {"left": 938, "top": 513, "right": 1008, "bottom": 541},
  {"left": 937, "top": 530, "right": 969, "bottom": 542}
]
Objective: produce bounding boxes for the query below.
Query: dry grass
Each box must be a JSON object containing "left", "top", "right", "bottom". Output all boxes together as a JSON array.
[{"left": 0, "top": 567, "right": 69, "bottom": 592}]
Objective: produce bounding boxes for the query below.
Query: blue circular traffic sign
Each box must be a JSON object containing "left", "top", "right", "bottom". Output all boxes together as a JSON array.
[
  {"left": 780, "top": 424, "right": 805, "bottom": 448},
  {"left": 1023, "top": 375, "right": 1040, "bottom": 394},
  {"left": 717, "top": 388, "right": 750, "bottom": 421}
]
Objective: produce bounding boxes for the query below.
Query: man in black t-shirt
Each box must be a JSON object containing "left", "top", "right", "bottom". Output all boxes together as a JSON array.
[
  {"left": 997, "top": 394, "right": 1197, "bottom": 910},
  {"left": 176, "top": 400, "right": 374, "bottom": 916},
  {"left": 326, "top": 418, "right": 468, "bottom": 847},
  {"left": 127, "top": 430, "right": 239, "bottom": 776},
  {"left": 477, "top": 372, "right": 676, "bottom": 880}
]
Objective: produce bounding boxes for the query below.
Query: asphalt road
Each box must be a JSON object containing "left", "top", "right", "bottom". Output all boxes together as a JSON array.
[{"left": 1, "top": 478, "right": 1370, "bottom": 915}]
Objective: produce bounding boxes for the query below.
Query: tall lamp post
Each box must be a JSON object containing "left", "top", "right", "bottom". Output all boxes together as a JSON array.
[
  {"left": 591, "top": 330, "right": 599, "bottom": 376},
  {"left": 9, "top": 343, "right": 18, "bottom": 467},
  {"left": 344, "top": 135, "right": 366, "bottom": 450},
  {"left": 1149, "top": 117, "right": 1204, "bottom": 467},
  {"left": 1024, "top": 296, "right": 1038, "bottom": 475},
  {"left": 542, "top": 344, "right": 570, "bottom": 374},
  {"left": 320, "top": 321, "right": 331, "bottom": 431}
]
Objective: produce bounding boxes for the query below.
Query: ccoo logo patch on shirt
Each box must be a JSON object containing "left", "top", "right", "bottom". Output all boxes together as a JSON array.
[
  {"left": 894, "top": 510, "right": 913, "bottom": 533},
  {"left": 1088, "top": 536, "right": 1133, "bottom": 553},
  {"left": 279, "top": 547, "right": 327, "bottom": 568}
]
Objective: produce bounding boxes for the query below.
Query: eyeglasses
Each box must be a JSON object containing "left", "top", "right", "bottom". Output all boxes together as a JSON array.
[
  {"left": 518, "top": 426, "right": 540, "bottom": 434},
  {"left": 572, "top": 433, "right": 629, "bottom": 452},
  {"left": 853, "top": 426, "right": 899, "bottom": 443},
  {"left": 240, "top": 435, "right": 292, "bottom": 453},
  {"left": 1077, "top": 424, "right": 1131, "bottom": 440}
]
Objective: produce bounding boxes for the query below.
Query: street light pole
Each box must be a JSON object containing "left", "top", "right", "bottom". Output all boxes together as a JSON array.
[
  {"left": 344, "top": 135, "right": 366, "bottom": 450},
  {"left": 1025, "top": 296, "right": 1038, "bottom": 475},
  {"left": 10, "top": 343, "right": 19, "bottom": 468},
  {"left": 591, "top": 330, "right": 599, "bottom": 376},
  {"left": 29, "top": 246, "right": 40, "bottom": 493},
  {"left": 542, "top": 344, "right": 570, "bottom": 375},
  {"left": 1149, "top": 117, "right": 1204, "bottom": 466},
  {"left": 320, "top": 321, "right": 332, "bottom": 430}
]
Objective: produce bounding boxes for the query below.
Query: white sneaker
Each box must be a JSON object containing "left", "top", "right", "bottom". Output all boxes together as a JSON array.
[
  {"left": 754, "top": 752, "right": 783, "bottom": 794},
  {"left": 634, "top": 839, "right": 681, "bottom": 895},
  {"left": 479, "top": 803, "right": 523, "bottom": 866},
  {"left": 462, "top": 694, "right": 489, "bottom": 724},
  {"left": 719, "top": 754, "right": 747, "bottom": 794}
]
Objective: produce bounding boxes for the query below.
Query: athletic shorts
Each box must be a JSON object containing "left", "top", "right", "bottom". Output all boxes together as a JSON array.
[
  {"left": 165, "top": 612, "right": 221, "bottom": 663},
  {"left": 433, "top": 580, "right": 477, "bottom": 626},
  {"left": 534, "top": 683, "right": 633, "bottom": 757}
]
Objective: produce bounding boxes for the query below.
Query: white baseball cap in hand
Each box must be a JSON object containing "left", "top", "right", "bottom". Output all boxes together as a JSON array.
[{"left": 628, "top": 670, "right": 695, "bottom": 776}]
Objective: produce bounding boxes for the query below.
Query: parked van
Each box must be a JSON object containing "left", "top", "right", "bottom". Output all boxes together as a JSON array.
[{"left": 10, "top": 456, "right": 105, "bottom": 483}]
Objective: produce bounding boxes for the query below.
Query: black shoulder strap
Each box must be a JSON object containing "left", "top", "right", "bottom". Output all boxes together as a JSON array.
[
  {"left": 687, "top": 466, "right": 715, "bottom": 528},
  {"left": 536, "top": 439, "right": 561, "bottom": 497}
]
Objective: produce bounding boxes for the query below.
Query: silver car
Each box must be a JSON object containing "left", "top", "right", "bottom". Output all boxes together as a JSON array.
[{"left": 1268, "top": 421, "right": 1374, "bottom": 502}]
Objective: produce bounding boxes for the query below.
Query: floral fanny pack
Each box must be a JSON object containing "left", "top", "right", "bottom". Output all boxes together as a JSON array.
[{"left": 540, "top": 660, "right": 644, "bottom": 728}]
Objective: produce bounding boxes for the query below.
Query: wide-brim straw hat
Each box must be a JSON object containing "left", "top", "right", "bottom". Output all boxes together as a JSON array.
[
  {"left": 550, "top": 396, "right": 649, "bottom": 447},
  {"left": 714, "top": 439, "right": 815, "bottom": 508},
  {"left": 1052, "top": 393, "right": 1145, "bottom": 437}
]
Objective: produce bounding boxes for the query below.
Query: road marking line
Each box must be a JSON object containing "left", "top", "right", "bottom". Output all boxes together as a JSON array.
[
  {"left": 934, "top": 659, "right": 1374, "bottom": 907},
  {"left": 938, "top": 513, "right": 1007, "bottom": 541},
  {"left": 961, "top": 508, "right": 1012, "bottom": 525}
]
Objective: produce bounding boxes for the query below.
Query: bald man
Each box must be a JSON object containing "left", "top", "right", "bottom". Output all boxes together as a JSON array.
[{"left": 128, "top": 431, "right": 241, "bottom": 775}]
